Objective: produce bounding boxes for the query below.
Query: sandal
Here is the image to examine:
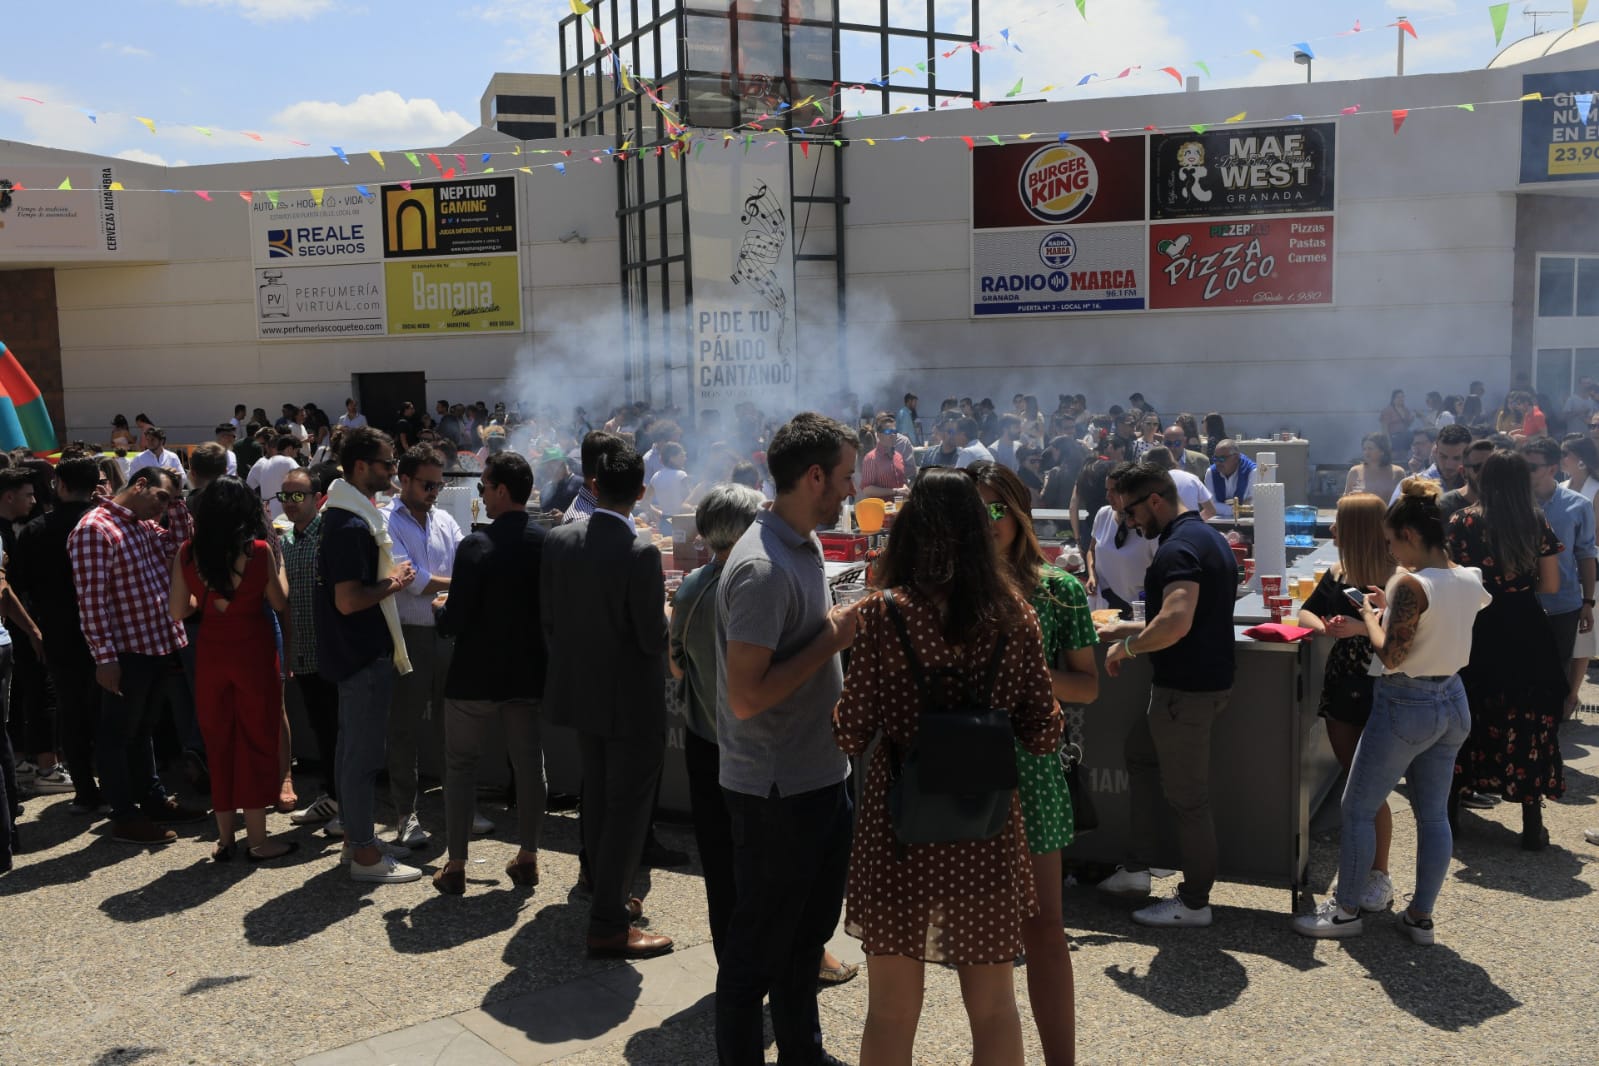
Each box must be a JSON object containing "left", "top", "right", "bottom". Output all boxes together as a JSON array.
[
  {"left": 433, "top": 867, "right": 466, "bottom": 895},
  {"left": 246, "top": 841, "right": 301, "bottom": 863},
  {"left": 505, "top": 856, "right": 540, "bottom": 887},
  {"left": 212, "top": 841, "right": 237, "bottom": 863},
  {"left": 817, "top": 959, "right": 860, "bottom": 986}
]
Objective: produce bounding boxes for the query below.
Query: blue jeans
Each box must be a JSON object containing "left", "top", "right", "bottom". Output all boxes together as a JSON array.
[
  {"left": 335, "top": 657, "right": 397, "bottom": 850},
  {"left": 1337, "top": 673, "right": 1470, "bottom": 916}
]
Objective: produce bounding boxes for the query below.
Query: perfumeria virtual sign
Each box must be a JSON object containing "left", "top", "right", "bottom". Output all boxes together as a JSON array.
[
  {"left": 250, "top": 177, "right": 522, "bottom": 339},
  {"left": 971, "top": 122, "right": 1336, "bottom": 317}
]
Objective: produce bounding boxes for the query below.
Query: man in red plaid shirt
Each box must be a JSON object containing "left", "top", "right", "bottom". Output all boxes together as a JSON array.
[{"left": 69, "top": 467, "right": 209, "bottom": 845}]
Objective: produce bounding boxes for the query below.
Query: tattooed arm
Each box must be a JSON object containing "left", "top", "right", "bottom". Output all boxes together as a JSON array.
[{"left": 1363, "top": 574, "right": 1429, "bottom": 670}]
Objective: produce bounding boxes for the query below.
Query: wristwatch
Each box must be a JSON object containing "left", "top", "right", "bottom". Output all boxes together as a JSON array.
[{"left": 1584, "top": 598, "right": 1595, "bottom": 607}]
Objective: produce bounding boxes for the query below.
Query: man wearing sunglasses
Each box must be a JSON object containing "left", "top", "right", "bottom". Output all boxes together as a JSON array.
[
  {"left": 248, "top": 435, "right": 304, "bottom": 520},
  {"left": 1440, "top": 439, "right": 1494, "bottom": 524},
  {"left": 383, "top": 444, "right": 468, "bottom": 849},
  {"left": 1096, "top": 463, "right": 1237, "bottom": 929}
]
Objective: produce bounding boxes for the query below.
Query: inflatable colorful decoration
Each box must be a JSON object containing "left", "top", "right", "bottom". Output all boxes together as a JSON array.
[{"left": 0, "top": 342, "right": 57, "bottom": 452}]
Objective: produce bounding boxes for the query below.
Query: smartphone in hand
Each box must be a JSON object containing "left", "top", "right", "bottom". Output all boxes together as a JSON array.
[{"left": 1343, "top": 587, "right": 1367, "bottom": 608}]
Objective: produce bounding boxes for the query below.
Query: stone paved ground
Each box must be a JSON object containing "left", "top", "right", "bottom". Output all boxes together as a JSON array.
[{"left": 4, "top": 707, "right": 1597, "bottom": 1066}]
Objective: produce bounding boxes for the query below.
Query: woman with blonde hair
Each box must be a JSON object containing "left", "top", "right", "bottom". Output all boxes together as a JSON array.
[
  {"left": 1296, "top": 493, "right": 1398, "bottom": 911},
  {"left": 969, "top": 461, "right": 1098, "bottom": 1065}
]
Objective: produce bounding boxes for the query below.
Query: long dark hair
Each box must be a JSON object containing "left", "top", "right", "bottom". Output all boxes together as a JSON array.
[
  {"left": 1075, "top": 458, "right": 1113, "bottom": 520},
  {"left": 968, "top": 461, "right": 1045, "bottom": 590},
  {"left": 189, "top": 476, "right": 270, "bottom": 595},
  {"left": 875, "top": 468, "right": 1024, "bottom": 644},
  {"left": 1470, "top": 451, "right": 1542, "bottom": 578}
]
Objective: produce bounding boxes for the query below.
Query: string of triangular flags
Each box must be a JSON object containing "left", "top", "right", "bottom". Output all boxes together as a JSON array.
[{"left": 10, "top": 87, "right": 1566, "bottom": 203}]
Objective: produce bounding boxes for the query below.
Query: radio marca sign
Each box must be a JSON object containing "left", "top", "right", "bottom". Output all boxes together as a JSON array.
[{"left": 970, "top": 122, "right": 1335, "bottom": 317}]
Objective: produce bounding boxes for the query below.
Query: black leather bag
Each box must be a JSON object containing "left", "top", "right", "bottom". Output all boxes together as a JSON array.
[
  {"left": 882, "top": 591, "right": 1017, "bottom": 848},
  {"left": 1060, "top": 741, "right": 1098, "bottom": 835}
]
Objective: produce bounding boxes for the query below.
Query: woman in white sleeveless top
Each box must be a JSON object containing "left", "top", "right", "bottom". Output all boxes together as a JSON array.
[
  {"left": 1294, "top": 478, "right": 1489, "bottom": 946},
  {"left": 1561, "top": 436, "right": 1599, "bottom": 711}
]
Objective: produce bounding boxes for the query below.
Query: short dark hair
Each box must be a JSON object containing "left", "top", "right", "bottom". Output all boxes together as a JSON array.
[
  {"left": 484, "top": 451, "right": 534, "bottom": 505},
  {"left": 307, "top": 462, "right": 340, "bottom": 494},
  {"left": 955, "top": 417, "right": 981, "bottom": 441},
  {"left": 1141, "top": 445, "right": 1176, "bottom": 471},
  {"left": 127, "top": 465, "right": 176, "bottom": 491},
  {"left": 274, "top": 435, "right": 300, "bottom": 453},
  {"left": 0, "top": 467, "right": 34, "bottom": 498},
  {"left": 767, "top": 412, "right": 856, "bottom": 494},
  {"left": 234, "top": 404, "right": 246, "bottom": 415},
  {"left": 579, "top": 430, "right": 625, "bottom": 478},
  {"left": 594, "top": 443, "right": 646, "bottom": 508},
  {"left": 1436, "top": 424, "right": 1473, "bottom": 447},
  {"left": 215, "top": 423, "right": 236, "bottom": 437},
  {"left": 189, "top": 442, "right": 229, "bottom": 481},
  {"left": 903, "top": 392, "right": 917, "bottom": 404},
  {"left": 397, "top": 443, "right": 445, "bottom": 479},
  {"left": 1522, "top": 435, "right": 1562, "bottom": 467},
  {"left": 730, "top": 461, "right": 761, "bottom": 489},
  {"left": 1117, "top": 462, "right": 1178, "bottom": 506},
  {"left": 56, "top": 456, "right": 102, "bottom": 496},
  {"left": 339, "top": 426, "right": 393, "bottom": 471},
  {"left": 144, "top": 426, "right": 167, "bottom": 444},
  {"left": 874, "top": 412, "right": 897, "bottom": 432}
]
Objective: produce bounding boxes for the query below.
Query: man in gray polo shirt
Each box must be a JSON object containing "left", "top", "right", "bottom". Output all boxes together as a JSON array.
[{"left": 715, "top": 412, "right": 861, "bottom": 1066}]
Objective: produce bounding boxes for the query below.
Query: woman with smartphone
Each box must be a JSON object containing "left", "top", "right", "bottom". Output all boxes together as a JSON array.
[
  {"left": 1296, "top": 493, "right": 1397, "bottom": 912},
  {"left": 1294, "top": 478, "right": 1489, "bottom": 945}
]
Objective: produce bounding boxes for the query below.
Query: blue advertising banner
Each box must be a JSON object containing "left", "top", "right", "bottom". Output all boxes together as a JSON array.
[{"left": 1520, "top": 71, "right": 1599, "bottom": 183}]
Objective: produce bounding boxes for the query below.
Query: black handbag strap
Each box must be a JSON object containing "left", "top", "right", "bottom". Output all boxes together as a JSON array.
[{"left": 882, "top": 589, "right": 1009, "bottom": 715}]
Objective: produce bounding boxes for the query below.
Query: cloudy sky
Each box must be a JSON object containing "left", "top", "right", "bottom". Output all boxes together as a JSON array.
[{"left": 0, "top": 0, "right": 1556, "bottom": 167}]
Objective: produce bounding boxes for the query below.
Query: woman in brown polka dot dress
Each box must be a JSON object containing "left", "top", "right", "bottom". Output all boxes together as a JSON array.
[{"left": 834, "top": 467, "right": 1062, "bottom": 1066}]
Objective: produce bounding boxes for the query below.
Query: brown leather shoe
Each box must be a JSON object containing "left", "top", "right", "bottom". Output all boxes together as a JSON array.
[
  {"left": 112, "top": 816, "right": 177, "bottom": 845},
  {"left": 505, "top": 856, "right": 540, "bottom": 887},
  {"left": 587, "top": 926, "right": 673, "bottom": 959},
  {"left": 144, "top": 796, "right": 209, "bottom": 824},
  {"left": 433, "top": 866, "right": 465, "bottom": 896},
  {"left": 627, "top": 897, "right": 643, "bottom": 922}
]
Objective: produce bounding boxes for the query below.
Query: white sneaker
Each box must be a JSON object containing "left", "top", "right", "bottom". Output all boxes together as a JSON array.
[
  {"left": 395, "top": 812, "right": 430, "bottom": 848},
  {"left": 290, "top": 795, "right": 339, "bottom": 825},
  {"left": 26, "top": 764, "right": 74, "bottom": 794},
  {"left": 1398, "top": 909, "right": 1436, "bottom": 946},
  {"left": 340, "top": 839, "right": 413, "bottom": 865},
  {"left": 1360, "top": 869, "right": 1395, "bottom": 912},
  {"left": 13, "top": 760, "right": 38, "bottom": 783},
  {"left": 322, "top": 816, "right": 344, "bottom": 838},
  {"left": 1097, "top": 866, "right": 1152, "bottom": 898},
  {"left": 1292, "top": 898, "right": 1363, "bottom": 939},
  {"left": 471, "top": 810, "right": 495, "bottom": 835},
  {"left": 1584, "top": 827, "right": 1599, "bottom": 845},
  {"left": 1149, "top": 867, "right": 1177, "bottom": 878},
  {"left": 349, "top": 853, "right": 423, "bottom": 884},
  {"left": 1133, "top": 891, "right": 1213, "bottom": 928}
]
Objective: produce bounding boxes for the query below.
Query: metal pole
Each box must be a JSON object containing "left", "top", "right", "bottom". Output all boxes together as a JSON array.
[{"left": 1397, "top": 16, "right": 1406, "bottom": 77}]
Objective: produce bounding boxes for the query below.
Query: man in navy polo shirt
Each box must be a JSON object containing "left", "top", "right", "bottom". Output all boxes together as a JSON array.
[{"left": 1096, "top": 462, "right": 1237, "bottom": 928}]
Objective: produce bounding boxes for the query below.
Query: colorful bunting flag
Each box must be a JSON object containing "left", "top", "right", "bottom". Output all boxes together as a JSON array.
[
  {"left": 1342, "top": 105, "right": 1361, "bottom": 114},
  {"left": 1191, "top": 124, "right": 1209, "bottom": 134},
  {"left": 1392, "top": 109, "right": 1409, "bottom": 134},
  {"left": 194, "top": 191, "right": 212, "bottom": 202},
  {"left": 405, "top": 152, "right": 421, "bottom": 171},
  {"left": 331, "top": 146, "right": 350, "bottom": 165},
  {"left": 1458, "top": 103, "right": 1476, "bottom": 112},
  {"left": 369, "top": 150, "right": 385, "bottom": 168},
  {"left": 1392, "top": 17, "right": 1417, "bottom": 39},
  {"left": 312, "top": 188, "right": 324, "bottom": 207},
  {"left": 569, "top": 0, "right": 590, "bottom": 14},
  {"left": 1195, "top": 61, "right": 1212, "bottom": 78},
  {"left": 1489, "top": 2, "right": 1510, "bottom": 45},
  {"left": 108, "top": 182, "right": 124, "bottom": 191},
  {"left": 1159, "top": 67, "right": 1183, "bottom": 85},
  {"left": 1292, "top": 43, "right": 1315, "bottom": 59},
  {"left": 136, "top": 116, "right": 156, "bottom": 134},
  {"left": 1579, "top": 0, "right": 1590, "bottom": 27},
  {"left": 56, "top": 178, "right": 71, "bottom": 190},
  {"left": 1579, "top": 93, "right": 1594, "bottom": 125},
  {"left": 355, "top": 185, "right": 371, "bottom": 197},
  {"left": 1226, "top": 111, "right": 1247, "bottom": 123},
  {"left": 1006, "top": 77, "right": 1024, "bottom": 97},
  {"left": 961, "top": 136, "right": 975, "bottom": 150},
  {"left": 266, "top": 191, "right": 279, "bottom": 207},
  {"left": 239, "top": 191, "right": 253, "bottom": 203},
  {"left": 1074, "top": 0, "right": 1086, "bottom": 17}
]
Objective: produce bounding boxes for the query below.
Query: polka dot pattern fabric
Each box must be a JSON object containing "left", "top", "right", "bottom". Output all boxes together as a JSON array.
[{"left": 833, "top": 590, "right": 1063, "bottom": 965}]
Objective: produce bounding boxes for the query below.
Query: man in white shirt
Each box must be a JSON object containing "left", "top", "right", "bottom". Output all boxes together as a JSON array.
[
  {"left": 279, "top": 403, "right": 310, "bottom": 443},
  {"left": 338, "top": 398, "right": 368, "bottom": 431},
  {"left": 127, "top": 427, "right": 185, "bottom": 488},
  {"left": 991, "top": 414, "right": 1022, "bottom": 470},
  {"left": 229, "top": 404, "right": 248, "bottom": 436},
  {"left": 1205, "top": 442, "right": 1256, "bottom": 519},
  {"left": 384, "top": 443, "right": 470, "bottom": 847},
  {"left": 213, "top": 424, "right": 239, "bottom": 476},
  {"left": 1144, "top": 446, "right": 1216, "bottom": 519},
  {"left": 642, "top": 421, "right": 682, "bottom": 486},
  {"left": 952, "top": 417, "right": 995, "bottom": 469},
  {"left": 246, "top": 435, "right": 303, "bottom": 519}
]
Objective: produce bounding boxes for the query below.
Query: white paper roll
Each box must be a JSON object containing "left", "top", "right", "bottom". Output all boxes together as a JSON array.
[{"left": 1252, "top": 482, "right": 1287, "bottom": 593}]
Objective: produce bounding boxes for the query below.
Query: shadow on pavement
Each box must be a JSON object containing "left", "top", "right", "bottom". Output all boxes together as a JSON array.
[
  {"left": 382, "top": 886, "right": 530, "bottom": 954},
  {"left": 91, "top": 1047, "right": 165, "bottom": 1065},
  {"left": 617, "top": 997, "right": 730, "bottom": 1064},
  {"left": 98, "top": 857, "right": 244, "bottom": 922},
  {"left": 1340, "top": 931, "right": 1520, "bottom": 1031},
  {"left": 0, "top": 830, "right": 142, "bottom": 895},
  {"left": 1450, "top": 825, "right": 1592, "bottom": 902},
  {"left": 241, "top": 863, "right": 379, "bottom": 945},
  {"left": 183, "top": 974, "right": 253, "bottom": 996}
]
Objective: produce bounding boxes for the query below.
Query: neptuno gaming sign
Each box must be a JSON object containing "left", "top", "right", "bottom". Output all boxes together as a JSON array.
[{"left": 1018, "top": 145, "right": 1100, "bottom": 224}]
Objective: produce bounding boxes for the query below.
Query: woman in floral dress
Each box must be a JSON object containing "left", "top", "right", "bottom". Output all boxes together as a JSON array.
[
  {"left": 1445, "top": 450, "right": 1567, "bottom": 849},
  {"left": 971, "top": 461, "right": 1099, "bottom": 1066}
]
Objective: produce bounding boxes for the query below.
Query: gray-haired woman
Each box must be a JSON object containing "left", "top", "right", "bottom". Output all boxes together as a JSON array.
[{"left": 669, "top": 483, "right": 766, "bottom": 960}]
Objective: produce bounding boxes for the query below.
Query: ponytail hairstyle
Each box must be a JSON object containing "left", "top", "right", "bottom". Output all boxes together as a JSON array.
[{"left": 1384, "top": 475, "right": 1446, "bottom": 551}]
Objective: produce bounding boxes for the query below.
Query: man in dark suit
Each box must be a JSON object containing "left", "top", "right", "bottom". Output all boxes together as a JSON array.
[{"left": 541, "top": 443, "right": 673, "bottom": 958}]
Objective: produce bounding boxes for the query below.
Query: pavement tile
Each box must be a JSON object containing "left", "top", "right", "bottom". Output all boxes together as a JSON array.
[
  {"left": 296, "top": 1019, "right": 517, "bottom": 1066},
  {"left": 456, "top": 975, "right": 667, "bottom": 1064}
]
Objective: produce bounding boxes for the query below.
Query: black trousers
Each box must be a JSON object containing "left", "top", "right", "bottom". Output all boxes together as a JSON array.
[
  {"left": 45, "top": 638, "right": 101, "bottom": 803},
  {"left": 577, "top": 730, "right": 664, "bottom": 938},
  {"left": 96, "top": 653, "right": 177, "bottom": 822},
  {"left": 1, "top": 644, "right": 17, "bottom": 867},
  {"left": 294, "top": 673, "right": 341, "bottom": 801},
  {"left": 715, "top": 780, "right": 853, "bottom": 1066},
  {"left": 684, "top": 730, "right": 736, "bottom": 961},
  {"left": 5, "top": 634, "right": 55, "bottom": 758}
]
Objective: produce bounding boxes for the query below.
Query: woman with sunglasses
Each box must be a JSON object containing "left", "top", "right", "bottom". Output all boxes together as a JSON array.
[
  {"left": 1083, "top": 462, "right": 1158, "bottom": 616},
  {"left": 169, "top": 476, "right": 298, "bottom": 862},
  {"left": 833, "top": 467, "right": 1060, "bottom": 1066},
  {"left": 970, "top": 461, "right": 1098, "bottom": 1066}
]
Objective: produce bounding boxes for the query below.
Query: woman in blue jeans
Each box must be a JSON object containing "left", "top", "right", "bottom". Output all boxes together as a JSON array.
[{"left": 1294, "top": 478, "right": 1490, "bottom": 945}]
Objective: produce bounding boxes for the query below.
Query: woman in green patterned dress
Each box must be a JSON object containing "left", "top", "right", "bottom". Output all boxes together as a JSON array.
[{"left": 970, "top": 461, "right": 1100, "bottom": 1066}]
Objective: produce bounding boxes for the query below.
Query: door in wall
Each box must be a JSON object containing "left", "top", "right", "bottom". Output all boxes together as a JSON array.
[{"left": 353, "top": 372, "right": 426, "bottom": 440}]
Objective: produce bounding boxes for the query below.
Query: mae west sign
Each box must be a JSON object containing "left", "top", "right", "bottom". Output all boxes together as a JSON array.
[
  {"left": 1149, "top": 124, "right": 1335, "bottom": 219},
  {"left": 971, "top": 139, "right": 1147, "bottom": 316}
]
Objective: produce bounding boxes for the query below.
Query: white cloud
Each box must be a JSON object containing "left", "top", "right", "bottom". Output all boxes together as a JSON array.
[
  {"left": 269, "top": 91, "right": 477, "bottom": 149},
  {"left": 100, "top": 42, "right": 154, "bottom": 58},
  {"left": 474, "top": 0, "right": 567, "bottom": 71},
  {"left": 972, "top": 0, "right": 1190, "bottom": 101},
  {"left": 114, "top": 148, "right": 190, "bottom": 167},
  {"left": 180, "top": 0, "right": 334, "bottom": 22},
  {"left": 1388, "top": 0, "right": 1457, "bottom": 14}
]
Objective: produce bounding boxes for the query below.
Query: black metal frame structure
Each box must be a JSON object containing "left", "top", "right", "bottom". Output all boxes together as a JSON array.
[{"left": 559, "top": 0, "right": 977, "bottom": 412}]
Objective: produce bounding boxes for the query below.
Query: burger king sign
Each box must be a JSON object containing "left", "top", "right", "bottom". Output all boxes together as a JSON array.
[{"left": 1019, "top": 145, "right": 1099, "bottom": 224}]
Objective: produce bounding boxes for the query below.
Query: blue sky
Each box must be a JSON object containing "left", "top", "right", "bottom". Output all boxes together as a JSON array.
[{"left": 0, "top": 0, "right": 1561, "bottom": 166}]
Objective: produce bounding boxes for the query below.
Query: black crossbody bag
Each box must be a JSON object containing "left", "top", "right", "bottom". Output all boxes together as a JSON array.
[{"left": 881, "top": 590, "right": 1018, "bottom": 848}]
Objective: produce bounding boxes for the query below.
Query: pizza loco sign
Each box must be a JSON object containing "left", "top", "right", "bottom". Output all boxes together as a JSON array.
[
  {"left": 970, "top": 122, "right": 1335, "bottom": 316},
  {"left": 251, "top": 176, "right": 522, "bottom": 339}
]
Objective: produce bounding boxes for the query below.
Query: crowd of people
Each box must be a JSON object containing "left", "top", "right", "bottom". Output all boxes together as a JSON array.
[{"left": 0, "top": 376, "right": 1590, "bottom": 1065}]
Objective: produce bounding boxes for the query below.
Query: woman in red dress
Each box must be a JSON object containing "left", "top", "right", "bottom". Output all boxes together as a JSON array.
[{"left": 169, "top": 477, "right": 297, "bottom": 862}]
